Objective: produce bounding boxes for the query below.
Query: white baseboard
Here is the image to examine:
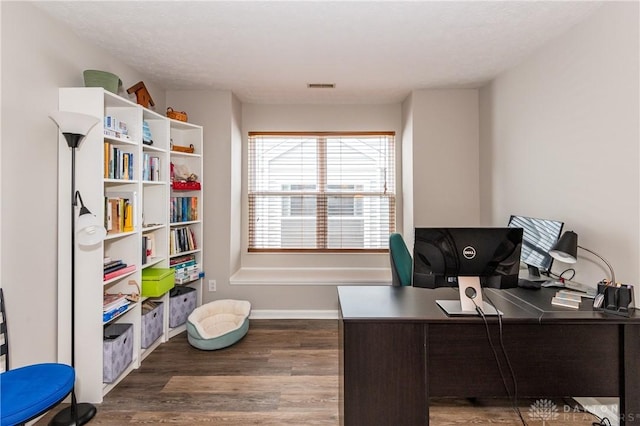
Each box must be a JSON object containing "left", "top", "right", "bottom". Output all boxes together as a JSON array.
[{"left": 250, "top": 309, "right": 339, "bottom": 320}]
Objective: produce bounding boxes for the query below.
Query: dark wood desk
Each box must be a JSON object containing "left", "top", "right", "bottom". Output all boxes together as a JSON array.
[{"left": 338, "top": 286, "right": 640, "bottom": 425}]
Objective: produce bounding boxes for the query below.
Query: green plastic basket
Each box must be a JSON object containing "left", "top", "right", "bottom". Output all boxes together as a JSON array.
[{"left": 83, "top": 70, "right": 122, "bottom": 93}]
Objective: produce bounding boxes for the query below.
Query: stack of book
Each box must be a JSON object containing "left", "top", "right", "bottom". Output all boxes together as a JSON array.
[
  {"left": 170, "top": 254, "right": 202, "bottom": 284},
  {"left": 104, "top": 258, "right": 136, "bottom": 281},
  {"left": 551, "top": 290, "right": 583, "bottom": 309},
  {"left": 103, "top": 293, "right": 130, "bottom": 322}
]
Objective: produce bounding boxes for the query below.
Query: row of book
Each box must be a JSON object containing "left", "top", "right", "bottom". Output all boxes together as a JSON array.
[
  {"left": 104, "top": 142, "right": 134, "bottom": 180},
  {"left": 105, "top": 193, "right": 135, "bottom": 234},
  {"left": 170, "top": 197, "right": 198, "bottom": 223},
  {"left": 142, "top": 153, "right": 161, "bottom": 182},
  {"left": 169, "top": 226, "right": 197, "bottom": 255},
  {"left": 103, "top": 259, "right": 136, "bottom": 282},
  {"left": 170, "top": 254, "right": 201, "bottom": 284},
  {"left": 103, "top": 292, "right": 130, "bottom": 323}
]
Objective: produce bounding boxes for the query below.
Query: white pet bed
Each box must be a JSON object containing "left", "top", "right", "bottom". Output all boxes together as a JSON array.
[{"left": 186, "top": 299, "right": 251, "bottom": 350}]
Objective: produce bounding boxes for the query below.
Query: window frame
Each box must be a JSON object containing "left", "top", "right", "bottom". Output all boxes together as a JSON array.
[{"left": 247, "top": 131, "right": 396, "bottom": 253}]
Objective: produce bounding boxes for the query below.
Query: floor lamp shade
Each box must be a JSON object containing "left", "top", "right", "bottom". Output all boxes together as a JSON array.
[{"left": 49, "top": 111, "right": 100, "bottom": 148}]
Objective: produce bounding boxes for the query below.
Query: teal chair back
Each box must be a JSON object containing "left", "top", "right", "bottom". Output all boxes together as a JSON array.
[{"left": 389, "top": 233, "right": 413, "bottom": 286}]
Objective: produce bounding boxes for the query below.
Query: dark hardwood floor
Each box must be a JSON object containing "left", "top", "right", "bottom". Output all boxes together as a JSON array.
[{"left": 37, "top": 320, "right": 604, "bottom": 425}]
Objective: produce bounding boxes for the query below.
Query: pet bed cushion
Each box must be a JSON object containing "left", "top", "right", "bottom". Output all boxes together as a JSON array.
[{"left": 186, "top": 299, "right": 251, "bottom": 350}]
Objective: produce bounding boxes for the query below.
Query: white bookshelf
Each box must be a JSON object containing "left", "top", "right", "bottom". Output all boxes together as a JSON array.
[
  {"left": 168, "top": 119, "right": 204, "bottom": 338},
  {"left": 56, "top": 88, "right": 203, "bottom": 403}
]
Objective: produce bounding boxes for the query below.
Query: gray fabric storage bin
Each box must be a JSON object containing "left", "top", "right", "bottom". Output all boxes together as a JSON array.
[
  {"left": 169, "top": 286, "right": 197, "bottom": 328},
  {"left": 103, "top": 323, "right": 133, "bottom": 383},
  {"left": 141, "top": 302, "right": 163, "bottom": 349}
]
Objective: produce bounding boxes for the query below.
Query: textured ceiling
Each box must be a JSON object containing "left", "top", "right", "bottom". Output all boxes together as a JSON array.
[{"left": 34, "top": 1, "right": 602, "bottom": 104}]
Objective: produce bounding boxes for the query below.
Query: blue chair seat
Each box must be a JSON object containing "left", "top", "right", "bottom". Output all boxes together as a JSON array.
[{"left": 0, "top": 363, "right": 75, "bottom": 426}]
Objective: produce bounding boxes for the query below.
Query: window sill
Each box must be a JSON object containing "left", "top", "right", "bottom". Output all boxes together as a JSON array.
[{"left": 229, "top": 267, "right": 391, "bottom": 286}]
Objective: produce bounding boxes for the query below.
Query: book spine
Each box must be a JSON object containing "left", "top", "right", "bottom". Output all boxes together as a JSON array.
[{"left": 104, "top": 142, "right": 110, "bottom": 178}]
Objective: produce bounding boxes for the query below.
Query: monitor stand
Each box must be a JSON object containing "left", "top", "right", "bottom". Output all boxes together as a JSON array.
[{"left": 436, "top": 276, "right": 503, "bottom": 316}]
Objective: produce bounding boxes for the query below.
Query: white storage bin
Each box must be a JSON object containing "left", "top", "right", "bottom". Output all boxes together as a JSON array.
[
  {"left": 141, "top": 302, "right": 163, "bottom": 349},
  {"left": 103, "top": 323, "right": 133, "bottom": 383}
]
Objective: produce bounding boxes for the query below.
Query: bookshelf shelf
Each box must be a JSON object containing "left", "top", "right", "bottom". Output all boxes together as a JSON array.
[
  {"left": 57, "top": 87, "right": 203, "bottom": 404},
  {"left": 104, "top": 179, "right": 139, "bottom": 185},
  {"left": 103, "top": 268, "right": 137, "bottom": 286},
  {"left": 170, "top": 220, "right": 201, "bottom": 226},
  {"left": 142, "top": 257, "right": 164, "bottom": 269},
  {"left": 142, "top": 224, "right": 164, "bottom": 232},
  {"left": 170, "top": 151, "right": 201, "bottom": 158},
  {"left": 104, "top": 135, "right": 137, "bottom": 146},
  {"left": 104, "top": 230, "right": 137, "bottom": 241},
  {"left": 169, "top": 248, "right": 201, "bottom": 258},
  {"left": 143, "top": 144, "right": 165, "bottom": 153}
]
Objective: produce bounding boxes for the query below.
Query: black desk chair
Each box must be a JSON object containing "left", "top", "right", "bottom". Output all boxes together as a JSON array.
[{"left": 0, "top": 288, "right": 80, "bottom": 426}]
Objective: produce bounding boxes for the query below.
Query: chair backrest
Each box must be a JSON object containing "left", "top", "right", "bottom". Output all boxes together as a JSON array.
[
  {"left": 0, "top": 288, "right": 8, "bottom": 372},
  {"left": 389, "top": 233, "right": 413, "bottom": 286}
]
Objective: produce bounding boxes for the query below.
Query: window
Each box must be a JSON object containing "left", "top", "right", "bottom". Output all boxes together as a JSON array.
[{"left": 248, "top": 132, "right": 396, "bottom": 252}]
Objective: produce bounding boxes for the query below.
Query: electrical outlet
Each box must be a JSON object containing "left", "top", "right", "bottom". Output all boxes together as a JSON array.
[{"left": 208, "top": 280, "right": 216, "bottom": 292}]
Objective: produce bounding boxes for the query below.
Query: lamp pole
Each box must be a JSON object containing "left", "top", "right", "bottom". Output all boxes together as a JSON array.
[{"left": 49, "top": 112, "right": 101, "bottom": 426}]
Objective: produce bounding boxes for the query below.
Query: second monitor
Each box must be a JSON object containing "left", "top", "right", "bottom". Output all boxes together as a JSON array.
[{"left": 413, "top": 227, "right": 523, "bottom": 315}]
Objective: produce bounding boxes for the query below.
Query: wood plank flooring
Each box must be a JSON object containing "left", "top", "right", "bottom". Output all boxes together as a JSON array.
[{"left": 36, "top": 320, "right": 605, "bottom": 425}]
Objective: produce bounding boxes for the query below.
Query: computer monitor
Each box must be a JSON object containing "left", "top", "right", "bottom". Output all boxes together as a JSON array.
[
  {"left": 507, "top": 215, "right": 564, "bottom": 279},
  {"left": 413, "top": 227, "right": 523, "bottom": 316}
]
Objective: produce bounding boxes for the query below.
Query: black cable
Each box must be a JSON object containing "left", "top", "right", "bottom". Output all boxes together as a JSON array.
[
  {"left": 482, "top": 295, "right": 525, "bottom": 423},
  {"left": 471, "top": 296, "right": 527, "bottom": 426},
  {"left": 549, "top": 268, "right": 576, "bottom": 281},
  {"left": 485, "top": 293, "right": 527, "bottom": 426}
]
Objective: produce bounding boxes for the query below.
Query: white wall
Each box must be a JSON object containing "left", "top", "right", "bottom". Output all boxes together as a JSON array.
[
  {"left": 401, "top": 94, "right": 415, "bottom": 239},
  {"left": 403, "top": 89, "right": 481, "bottom": 248},
  {"left": 163, "top": 97, "right": 402, "bottom": 311},
  {"left": 479, "top": 2, "right": 639, "bottom": 297},
  {"left": 0, "top": 2, "right": 165, "bottom": 367}
]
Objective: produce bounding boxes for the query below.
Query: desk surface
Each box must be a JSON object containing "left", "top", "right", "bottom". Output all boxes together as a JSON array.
[{"left": 338, "top": 285, "right": 640, "bottom": 323}]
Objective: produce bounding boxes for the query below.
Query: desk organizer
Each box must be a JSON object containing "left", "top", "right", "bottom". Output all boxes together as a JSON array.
[
  {"left": 169, "top": 286, "right": 197, "bottom": 328},
  {"left": 103, "top": 323, "right": 133, "bottom": 383},
  {"left": 596, "top": 282, "right": 635, "bottom": 317}
]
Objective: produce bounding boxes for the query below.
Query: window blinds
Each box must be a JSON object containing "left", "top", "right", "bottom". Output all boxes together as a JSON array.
[{"left": 248, "top": 132, "right": 396, "bottom": 252}]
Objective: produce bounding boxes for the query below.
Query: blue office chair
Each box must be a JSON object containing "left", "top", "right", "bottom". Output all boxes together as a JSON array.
[
  {"left": 0, "top": 289, "right": 81, "bottom": 426},
  {"left": 389, "top": 233, "right": 413, "bottom": 286}
]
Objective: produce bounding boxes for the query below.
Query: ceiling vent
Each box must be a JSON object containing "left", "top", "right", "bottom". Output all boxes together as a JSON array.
[{"left": 307, "top": 83, "right": 335, "bottom": 89}]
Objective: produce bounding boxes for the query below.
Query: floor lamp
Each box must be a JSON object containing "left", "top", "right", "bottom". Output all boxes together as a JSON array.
[{"left": 49, "top": 111, "right": 106, "bottom": 426}]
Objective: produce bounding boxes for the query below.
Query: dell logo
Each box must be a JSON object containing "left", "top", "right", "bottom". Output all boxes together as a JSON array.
[{"left": 463, "top": 246, "right": 476, "bottom": 259}]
